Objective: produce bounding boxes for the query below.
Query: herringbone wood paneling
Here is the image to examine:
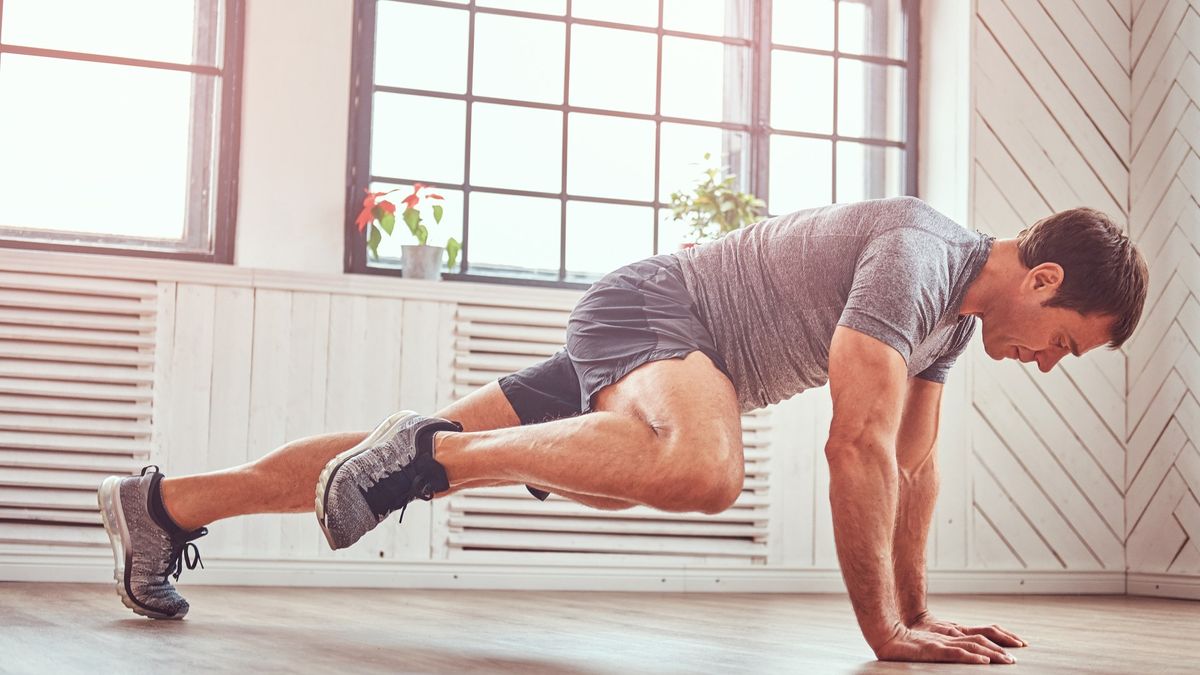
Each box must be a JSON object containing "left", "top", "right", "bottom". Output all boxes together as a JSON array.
[
  {"left": 973, "top": 0, "right": 1200, "bottom": 582},
  {"left": 970, "top": 0, "right": 1133, "bottom": 572},
  {"left": 1125, "top": 0, "right": 1200, "bottom": 576}
]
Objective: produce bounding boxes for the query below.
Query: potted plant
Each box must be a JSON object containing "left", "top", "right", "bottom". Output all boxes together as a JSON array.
[
  {"left": 356, "top": 183, "right": 461, "bottom": 280},
  {"left": 668, "top": 153, "right": 765, "bottom": 247}
]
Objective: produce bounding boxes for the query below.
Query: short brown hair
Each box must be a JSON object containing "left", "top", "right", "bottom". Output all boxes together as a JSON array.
[{"left": 1016, "top": 208, "right": 1148, "bottom": 348}]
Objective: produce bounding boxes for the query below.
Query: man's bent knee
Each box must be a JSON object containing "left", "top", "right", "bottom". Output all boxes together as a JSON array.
[{"left": 655, "top": 432, "right": 744, "bottom": 513}]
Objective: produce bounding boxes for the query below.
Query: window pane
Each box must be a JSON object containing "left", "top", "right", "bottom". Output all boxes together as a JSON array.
[
  {"left": 566, "top": 201, "right": 653, "bottom": 277},
  {"left": 771, "top": 51, "right": 833, "bottom": 134},
  {"left": 658, "top": 207, "right": 691, "bottom": 253},
  {"left": 477, "top": 0, "right": 565, "bottom": 15},
  {"left": 0, "top": 55, "right": 193, "bottom": 239},
  {"left": 663, "top": 0, "right": 752, "bottom": 38},
  {"left": 769, "top": 136, "right": 832, "bottom": 214},
  {"left": 1, "top": 0, "right": 211, "bottom": 65},
  {"left": 839, "top": 0, "right": 906, "bottom": 60},
  {"left": 659, "top": 124, "right": 750, "bottom": 202},
  {"left": 371, "top": 93, "right": 465, "bottom": 183},
  {"left": 837, "top": 60, "right": 906, "bottom": 141},
  {"left": 468, "top": 192, "right": 561, "bottom": 273},
  {"left": 370, "top": 184, "right": 464, "bottom": 263},
  {"left": 375, "top": 3, "right": 468, "bottom": 93},
  {"left": 772, "top": 0, "right": 834, "bottom": 51},
  {"left": 571, "top": 0, "right": 657, "bottom": 27},
  {"left": 835, "top": 142, "right": 904, "bottom": 203},
  {"left": 661, "top": 37, "right": 751, "bottom": 124},
  {"left": 567, "top": 114, "right": 655, "bottom": 200},
  {"left": 470, "top": 103, "right": 562, "bottom": 192},
  {"left": 473, "top": 14, "right": 565, "bottom": 104},
  {"left": 570, "top": 26, "right": 656, "bottom": 114}
]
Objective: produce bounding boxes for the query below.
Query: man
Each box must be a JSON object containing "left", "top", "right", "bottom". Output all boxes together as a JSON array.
[{"left": 98, "top": 197, "right": 1147, "bottom": 665}]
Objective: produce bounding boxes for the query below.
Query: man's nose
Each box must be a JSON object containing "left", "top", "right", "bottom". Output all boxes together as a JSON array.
[{"left": 1036, "top": 351, "right": 1065, "bottom": 373}]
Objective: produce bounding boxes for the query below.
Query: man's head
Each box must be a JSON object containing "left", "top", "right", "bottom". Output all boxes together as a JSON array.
[{"left": 979, "top": 207, "right": 1149, "bottom": 373}]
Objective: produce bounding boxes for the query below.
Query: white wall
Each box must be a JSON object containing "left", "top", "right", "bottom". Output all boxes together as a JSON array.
[
  {"left": 965, "top": 0, "right": 1200, "bottom": 599},
  {"left": 233, "top": 0, "right": 353, "bottom": 274},
  {"left": 1124, "top": 0, "right": 1200, "bottom": 597}
]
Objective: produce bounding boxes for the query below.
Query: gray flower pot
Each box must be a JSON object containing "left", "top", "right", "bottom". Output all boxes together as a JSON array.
[{"left": 401, "top": 245, "right": 444, "bottom": 280}]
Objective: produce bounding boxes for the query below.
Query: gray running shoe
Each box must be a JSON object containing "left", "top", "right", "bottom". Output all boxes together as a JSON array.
[
  {"left": 315, "top": 411, "right": 460, "bottom": 550},
  {"left": 97, "top": 466, "right": 208, "bottom": 620}
]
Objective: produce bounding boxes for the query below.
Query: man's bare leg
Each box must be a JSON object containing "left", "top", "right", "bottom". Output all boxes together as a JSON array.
[
  {"left": 434, "top": 352, "right": 745, "bottom": 514},
  {"left": 159, "top": 377, "right": 636, "bottom": 531}
]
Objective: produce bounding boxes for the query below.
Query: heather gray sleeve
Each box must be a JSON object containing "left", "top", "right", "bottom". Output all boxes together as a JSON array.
[
  {"left": 837, "top": 227, "right": 950, "bottom": 365},
  {"left": 916, "top": 318, "right": 976, "bottom": 383}
]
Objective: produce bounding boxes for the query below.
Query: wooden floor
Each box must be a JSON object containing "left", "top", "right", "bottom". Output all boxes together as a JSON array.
[{"left": 1, "top": 584, "right": 1196, "bottom": 674}]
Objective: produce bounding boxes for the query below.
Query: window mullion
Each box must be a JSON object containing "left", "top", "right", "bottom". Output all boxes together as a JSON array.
[
  {"left": 461, "top": 2, "right": 477, "bottom": 274},
  {"left": 750, "top": 0, "right": 771, "bottom": 206},
  {"left": 558, "top": 0, "right": 572, "bottom": 282}
]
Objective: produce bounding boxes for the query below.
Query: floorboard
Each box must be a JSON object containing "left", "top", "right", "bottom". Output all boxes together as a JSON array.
[{"left": 1, "top": 584, "right": 1196, "bottom": 674}]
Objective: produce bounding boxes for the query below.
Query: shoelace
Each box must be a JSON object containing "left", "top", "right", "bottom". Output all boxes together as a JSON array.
[
  {"left": 164, "top": 528, "right": 208, "bottom": 582},
  {"left": 395, "top": 482, "right": 437, "bottom": 524}
]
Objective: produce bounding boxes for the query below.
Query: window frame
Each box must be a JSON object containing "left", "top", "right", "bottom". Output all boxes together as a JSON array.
[
  {"left": 0, "top": 0, "right": 245, "bottom": 264},
  {"left": 345, "top": 0, "right": 920, "bottom": 288}
]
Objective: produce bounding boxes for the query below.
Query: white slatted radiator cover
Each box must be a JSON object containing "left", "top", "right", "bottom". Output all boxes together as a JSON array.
[
  {"left": 446, "top": 304, "right": 771, "bottom": 565},
  {"left": 0, "top": 269, "right": 158, "bottom": 551}
]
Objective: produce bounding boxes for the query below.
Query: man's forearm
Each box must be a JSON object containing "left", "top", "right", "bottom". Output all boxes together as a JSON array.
[
  {"left": 893, "top": 461, "right": 938, "bottom": 624},
  {"left": 827, "top": 443, "right": 904, "bottom": 651}
]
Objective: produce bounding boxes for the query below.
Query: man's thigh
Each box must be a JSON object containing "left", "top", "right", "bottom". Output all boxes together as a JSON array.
[{"left": 593, "top": 350, "right": 742, "bottom": 452}]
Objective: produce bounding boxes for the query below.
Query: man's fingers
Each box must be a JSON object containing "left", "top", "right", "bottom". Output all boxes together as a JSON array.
[
  {"left": 956, "top": 639, "right": 1014, "bottom": 664},
  {"left": 937, "top": 646, "right": 989, "bottom": 664},
  {"left": 962, "top": 625, "right": 1026, "bottom": 648},
  {"left": 964, "top": 633, "right": 1006, "bottom": 652}
]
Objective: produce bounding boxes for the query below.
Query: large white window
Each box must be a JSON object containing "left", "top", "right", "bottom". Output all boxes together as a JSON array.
[
  {"left": 0, "top": 0, "right": 244, "bottom": 262},
  {"left": 348, "top": 0, "right": 916, "bottom": 286}
]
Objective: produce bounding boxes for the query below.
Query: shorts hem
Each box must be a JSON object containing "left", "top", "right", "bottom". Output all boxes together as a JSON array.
[{"left": 579, "top": 346, "right": 728, "bottom": 413}]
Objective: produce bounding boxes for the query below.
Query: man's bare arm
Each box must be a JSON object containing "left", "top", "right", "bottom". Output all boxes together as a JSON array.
[
  {"left": 826, "top": 327, "right": 1011, "bottom": 664},
  {"left": 825, "top": 326, "right": 908, "bottom": 648},
  {"left": 893, "top": 377, "right": 943, "bottom": 624},
  {"left": 893, "top": 377, "right": 1028, "bottom": 652}
]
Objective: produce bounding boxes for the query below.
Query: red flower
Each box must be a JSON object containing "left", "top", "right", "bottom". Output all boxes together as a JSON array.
[
  {"left": 356, "top": 188, "right": 401, "bottom": 231},
  {"left": 427, "top": 193, "right": 444, "bottom": 200},
  {"left": 401, "top": 193, "right": 420, "bottom": 209}
]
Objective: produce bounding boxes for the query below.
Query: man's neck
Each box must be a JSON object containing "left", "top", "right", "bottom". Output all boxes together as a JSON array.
[{"left": 959, "top": 238, "right": 1021, "bottom": 319}]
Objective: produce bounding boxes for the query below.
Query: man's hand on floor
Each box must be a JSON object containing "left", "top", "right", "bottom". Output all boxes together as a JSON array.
[
  {"left": 874, "top": 624, "right": 1018, "bottom": 664},
  {"left": 907, "top": 609, "right": 1027, "bottom": 649}
]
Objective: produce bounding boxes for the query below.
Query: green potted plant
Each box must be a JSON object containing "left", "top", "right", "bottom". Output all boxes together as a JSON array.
[
  {"left": 668, "top": 153, "right": 765, "bottom": 247},
  {"left": 356, "top": 183, "right": 461, "bottom": 280}
]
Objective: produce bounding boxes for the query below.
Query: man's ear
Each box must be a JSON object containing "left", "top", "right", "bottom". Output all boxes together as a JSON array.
[{"left": 1027, "top": 262, "right": 1063, "bottom": 294}]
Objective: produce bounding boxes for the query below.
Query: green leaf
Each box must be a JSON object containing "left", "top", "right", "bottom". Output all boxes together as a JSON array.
[
  {"left": 367, "top": 224, "right": 382, "bottom": 260},
  {"left": 415, "top": 224, "right": 429, "bottom": 246},
  {"left": 432, "top": 204, "right": 443, "bottom": 224},
  {"left": 403, "top": 208, "right": 421, "bottom": 237},
  {"left": 445, "top": 237, "right": 461, "bottom": 270},
  {"left": 379, "top": 211, "right": 396, "bottom": 236}
]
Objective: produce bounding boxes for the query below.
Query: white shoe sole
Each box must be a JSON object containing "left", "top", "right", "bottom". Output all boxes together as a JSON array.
[
  {"left": 97, "top": 476, "right": 181, "bottom": 620},
  {"left": 315, "top": 410, "right": 419, "bottom": 550}
]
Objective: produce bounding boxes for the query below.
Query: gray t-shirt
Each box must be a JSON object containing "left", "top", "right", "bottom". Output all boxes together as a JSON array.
[{"left": 676, "top": 196, "right": 993, "bottom": 411}]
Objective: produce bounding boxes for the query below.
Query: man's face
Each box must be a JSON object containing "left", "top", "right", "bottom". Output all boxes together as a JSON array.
[{"left": 978, "top": 264, "right": 1115, "bottom": 373}]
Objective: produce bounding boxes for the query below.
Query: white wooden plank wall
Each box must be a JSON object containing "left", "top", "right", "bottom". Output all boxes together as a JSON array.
[
  {"left": 970, "top": 0, "right": 1133, "bottom": 574},
  {"left": 155, "top": 284, "right": 442, "bottom": 563},
  {"left": 1124, "top": 0, "right": 1200, "bottom": 578}
]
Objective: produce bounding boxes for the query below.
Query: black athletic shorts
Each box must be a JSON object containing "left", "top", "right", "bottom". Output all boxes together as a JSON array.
[{"left": 498, "top": 255, "right": 730, "bottom": 501}]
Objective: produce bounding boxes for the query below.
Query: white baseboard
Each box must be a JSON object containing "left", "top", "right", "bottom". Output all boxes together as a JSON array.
[
  {"left": 1127, "top": 573, "right": 1200, "bottom": 601},
  {"left": 0, "top": 551, "right": 1126, "bottom": 594}
]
